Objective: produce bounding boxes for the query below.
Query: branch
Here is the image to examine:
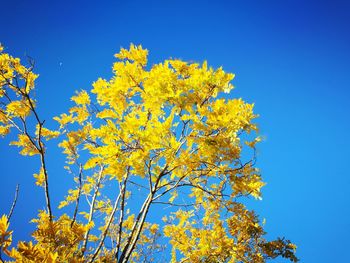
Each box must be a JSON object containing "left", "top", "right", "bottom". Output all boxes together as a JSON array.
[
  {"left": 118, "top": 166, "right": 168, "bottom": 263},
  {"left": 152, "top": 172, "right": 189, "bottom": 201},
  {"left": 71, "top": 164, "right": 83, "bottom": 228},
  {"left": 81, "top": 166, "right": 104, "bottom": 255},
  {"left": 119, "top": 194, "right": 152, "bottom": 263},
  {"left": 7, "top": 184, "right": 19, "bottom": 223},
  {"left": 1, "top": 61, "right": 54, "bottom": 221},
  {"left": 152, "top": 201, "right": 197, "bottom": 208},
  {"left": 179, "top": 182, "right": 229, "bottom": 198},
  {"left": 89, "top": 187, "right": 123, "bottom": 262},
  {"left": 115, "top": 169, "right": 129, "bottom": 259}
]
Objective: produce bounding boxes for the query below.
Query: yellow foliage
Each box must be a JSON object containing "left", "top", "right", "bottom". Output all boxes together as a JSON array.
[
  {"left": 6, "top": 100, "right": 31, "bottom": 118},
  {"left": 10, "top": 134, "right": 39, "bottom": 156},
  {"left": 33, "top": 167, "right": 45, "bottom": 187},
  {"left": 0, "top": 44, "right": 298, "bottom": 263},
  {"left": 115, "top": 43, "right": 148, "bottom": 66},
  {"left": 0, "top": 214, "right": 12, "bottom": 254},
  {"left": 36, "top": 125, "right": 60, "bottom": 140},
  {"left": 71, "top": 90, "right": 90, "bottom": 105},
  {"left": 0, "top": 125, "right": 10, "bottom": 136}
]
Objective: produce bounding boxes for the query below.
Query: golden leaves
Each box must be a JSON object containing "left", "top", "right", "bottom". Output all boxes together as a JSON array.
[
  {"left": 10, "top": 134, "right": 39, "bottom": 156},
  {"left": 232, "top": 165, "right": 266, "bottom": 199},
  {"left": 0, "top": 125, "right": 10, "bottom": 136},
  {"left": 71, "top": 90, "right": 90, "bottom": 106},
  {"left": 0, "top": 214, "right": 12, "bottom": 253},
  {"left": 53, "top": 113, "right": 74, "bottom": 128},
  {"left": 96, "top": 108, "right": 119, "bottom": 119},
  {"left": 6, "top": 100, "right": 31, "bottom": 118},
  {"left": 26, "top": 212, "right": 88, "bottom": 259},
  {"left": 8, "top": 241, "right": 59, "bottom": 262},
  {"left": 58, "top": 189, "right": 80, "bottom": 209},
  {"left": 36, "top": 125, "right": 60, "bottom": 140},
  {"left": 115, "top": 43, "right": 148, "bottom": 66},
  {"left": 33, "top": 167, "right": 45, "bottom": 187}
]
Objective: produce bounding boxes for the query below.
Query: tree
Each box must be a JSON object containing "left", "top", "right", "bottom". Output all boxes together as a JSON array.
[{"left": 0, "top": 43, "right": 298, "bottom": 262}]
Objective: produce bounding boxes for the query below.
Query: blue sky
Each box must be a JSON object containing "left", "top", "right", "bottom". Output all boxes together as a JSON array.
[{"left": 1, "top": 0, "right": 350, "bottom": 262}]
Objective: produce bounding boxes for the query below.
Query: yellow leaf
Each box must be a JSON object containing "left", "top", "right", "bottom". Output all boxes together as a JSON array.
[
  {"left": 33, "top": 167, "right": 45, "bottom": 187},
  {"left": 71, "top": 90, "right": 90, "bottom": 105}
]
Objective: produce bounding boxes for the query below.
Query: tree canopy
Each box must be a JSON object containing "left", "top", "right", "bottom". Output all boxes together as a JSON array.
[{"left": 0, "top": 43, "right": 298, "bottom": 262}]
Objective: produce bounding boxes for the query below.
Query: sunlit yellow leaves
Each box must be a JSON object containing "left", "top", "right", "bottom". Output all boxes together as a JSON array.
[
  {"left": 0, "top": 54, "right": 16, "bottom": 85},
  {"left": 58, "top": 130, "right": 87, "bottom": 163},
  {"left": 96, "top": 108, "right": 119, "bottom": 119},
  {"left": 206, "top": 98, "right": 257, "bottom": 132},
  {"left": 245, "top": 136, "right": 261, "bottom": 148},
  {"left": 10, "top": 134, "right": 39, "bottom": 156},
  {"left": 0, "top": 214, "right": 12, "bottom": 253},
  {"left": 6, "top": 100, "right": 31, "bottom": 118},
  {"left": 79, "top": 211, "right": 90, "bottom": 220},
  {"left": 69, "top": 105, "right": 89, "bottom": 124},
  {"left": 91, "top": 78, "right": 109, "bottom": 104},
  {"left": 224, "top": 83, "right": 234, "bottom": 93},
  {"left": 33, "top": 167, "right": 45, "bottom": 187},
  {"left": 25, "top": 72, "right": 39, "bottom": 92},
  {"left": 0, "top": 48, "right": 38, "bottom": 96},
  {"left": 232, "top": 166, "right": 266, "bottom": 199},
  {"left": 58, "top": 189, "right": 80, "bottom": 209},
  {"left": 11, "top": 211, "right": 88, "bottom": 262},
  {"left": 71, "top": 90, "right": 90, "bottom": 106},
  {"left": 168, "top": 190, "right": 178, "bottom": 203},
  {"left": 9, "top": 241, "right": 59, "bottom": 262},
  {"left": 0, "top": 125, "right": 10, "bottom": 136},
  {"left": 123, "top": 214, "right": 135, "bottom": 230},
  {"left": 165, "top": 202, "right": 266, "bottom": 262},
  {"left": 0, "top": 88, "right": 4, "bottom": 98},
  {"left": 36, "top": 125, "right": 60, "bottom": 140},
  {"left": 149, "top": 224, "right": 159, "bottom": 235},
  {"left": 53, "top": 113, "right": 74, "bottom": 128},
  {"left": 115, "top": 43, "right": 148, "bottom": 66},
  {"left": 113, "top": 60, "right": 146, "bottom": 87},
  {"left": 83, "top": 156, "right": 101, "bottom": 170}
]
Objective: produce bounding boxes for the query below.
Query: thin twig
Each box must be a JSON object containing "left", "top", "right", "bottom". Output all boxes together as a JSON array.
[
  {"left": 7, "top": 184, "right": 19, "bottom": 223},
  {"left": 71, "top": 164, "right": 83, "bottom": 228}
]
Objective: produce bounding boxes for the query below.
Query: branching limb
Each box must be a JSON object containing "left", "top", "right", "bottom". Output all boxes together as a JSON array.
[
  {"left": 118, "top": 166, "right": 168, "bottom": 263},
  {"left": 3, "top": 71, "right": 54, "bottom": 221},
  {"left": 89, "top": 186, "right": 123, "bottom": 262}
]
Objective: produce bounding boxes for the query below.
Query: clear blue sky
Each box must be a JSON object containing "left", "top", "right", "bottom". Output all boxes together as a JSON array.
[{"left": 1, "top": 0, "right": 350, "bottom": 262}]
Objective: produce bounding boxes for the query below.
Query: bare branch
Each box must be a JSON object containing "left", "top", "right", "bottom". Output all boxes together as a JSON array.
[
  {"left": 81, "top": 166, "right": 104, "bottom": 255},
  {"left": 115, "top": 168, "right": 130, "bottom": 259},
  {"left": 7, "top": 184, "right": 19, "bottom": 223},
  {"left": 152, "top": 201, "right": 197, "bottom": 208},
  {"left": 71, "top": 164, "right": 83, "bottom": 228},
  {"left": 89, "top": 186, "right": 123, "bottom": 262}
]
